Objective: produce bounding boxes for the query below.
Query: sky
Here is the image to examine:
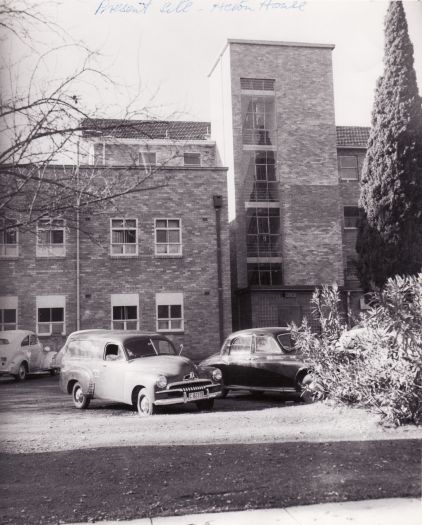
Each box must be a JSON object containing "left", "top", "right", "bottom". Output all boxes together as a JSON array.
[{"left": 5, "top": 0, "right": 422, "bottom": 126}]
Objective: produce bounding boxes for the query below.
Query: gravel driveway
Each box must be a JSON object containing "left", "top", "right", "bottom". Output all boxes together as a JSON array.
[{"left": 1, "top": 375, "right": 421, "bottom": 454}]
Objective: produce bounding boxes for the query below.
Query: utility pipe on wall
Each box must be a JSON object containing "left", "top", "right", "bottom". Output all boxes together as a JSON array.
[{"left": 213, "top": 194, "right": 224, "bottom": 345}]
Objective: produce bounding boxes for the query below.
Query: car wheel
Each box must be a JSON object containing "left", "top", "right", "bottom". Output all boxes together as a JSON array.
[
  {"left": 14, "top": 363, "right": 27, "bottom": 381},
  {"left": 137, "top": 388, "right": 155, "bottom": 416},
  {"left": 196, "top": 399, "right": 214, "bottom": 411},
  {"left": 72, "top": 382, "right": 90, "bottom": 409},
  {"left": 299, "top": 375, "right": 324, "bottom": 404}
]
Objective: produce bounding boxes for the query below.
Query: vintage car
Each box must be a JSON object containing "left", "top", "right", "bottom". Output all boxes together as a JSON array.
[
  {"left": 200, "top": 327, "right": 323, "bottom": 402},
  {"left": 59, "top": 330, "right": 222, "bottom": 416},
  {"left": 0, "top": 329, "right": 59, "bottom": 381}
]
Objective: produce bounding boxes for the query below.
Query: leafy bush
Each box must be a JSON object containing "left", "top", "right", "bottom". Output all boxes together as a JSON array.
[{"left": 291, "top": 275, "right": 422, "bottom": 426}]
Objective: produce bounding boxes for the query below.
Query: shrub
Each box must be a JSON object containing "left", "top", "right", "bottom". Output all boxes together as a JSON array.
[{"left": 291, "top": 275, "right": 422, "bottom": 426}]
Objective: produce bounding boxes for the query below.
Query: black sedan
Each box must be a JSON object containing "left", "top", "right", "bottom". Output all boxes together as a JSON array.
[{"left": 201, "top": 327, "right": 323, "bottom": 402}]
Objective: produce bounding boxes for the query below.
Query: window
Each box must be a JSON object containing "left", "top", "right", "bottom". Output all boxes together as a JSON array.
[
  {"left": 246, "top": 208, "right": 281, "bottom": 257},
  {"left": 156, "top": 292, "right": 184, "bottom": 332},
  {"left": 344, "top": 206, "right": 360, "bottom": 228},
  {"left": 111, "top": 294, "right": 139, "bottom": 330},
  {"left": 0, "top": 297, "right": 18, "bottom": 330},
  {"left": 36, "top": 295, "right": 65, "bottom": 335},
  {"left": 247, "top": 262, "right": 283, "bottom": 286},
  {"left": 242, "top": 94, "right": 275, "bottom": 145},
  {"left": 345, "top": 256, "right": 358, "bottom": 280},
  {"left": 36, "top": 218, "right": 65, "bottom": 257},
  {"left": 155, "top": 219, "right": 182, "bottom": 255},
  {"left": 110, "top": 219, "right": 137, "bottom": 256},
  {"left": 229, "top": 336, "right": 252, "bottom": 355},
  {"left": 339, "top": 156, "right": 359, "bottom": 180},
  {"left": 249, "top": 151, "right": 278, "bottom": 201},
  {"left": 139, "top": 151, "right": 156, "bottom": 167},
  {"left": 0, "top": 219, "right": 18, "bottom": 257},
  {"left": 255, "top": 336, "right": 282, "bottom": 354},
  {"left": 184, "top": 153, "right": 201, "bottom": 166},
  {"left": 241, "top": 78, "right": 275, "bottom": 91}
]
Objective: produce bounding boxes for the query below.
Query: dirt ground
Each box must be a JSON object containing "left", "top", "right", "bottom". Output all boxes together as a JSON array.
[{"left": 1, "top": 375, "right": 421, "bottom": 455}]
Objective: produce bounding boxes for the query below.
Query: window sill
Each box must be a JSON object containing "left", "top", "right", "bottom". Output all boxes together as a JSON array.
[
  {"left": 109, "top": 254, "right": 139, "bottom": 258},
  {"left": 155, "top": 254, "right": 183, "bottom": 259},
  {"left": 0, "top": 256, "right": 19, "bottom": 260},
  {"left": 36, "top": 255, "right": 66, "bottom": 259},
  {"left": 344, "top": 227, "right": 358, "bottom": 230},
  {"left": 156, "top": 330, "right": 184, "bottom": 334}
]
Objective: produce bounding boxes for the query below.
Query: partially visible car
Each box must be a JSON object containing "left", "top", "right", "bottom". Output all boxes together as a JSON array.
[
  {"left": 200, "top": 327, "right": 323, "bottom": 402},
  {"left": 0, "top": 330, "right": 59, "bottom": 381},
  {"left": 59, "top": 329, "right": 222, "bottom": 416}
]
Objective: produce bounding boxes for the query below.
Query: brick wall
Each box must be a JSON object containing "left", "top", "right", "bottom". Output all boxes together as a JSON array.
[
  {"left": 225, "top": 42, "right": 343, "bottom": 289},
  {"left": 0, "top": 165, "right": 232, "bottom": 360}
]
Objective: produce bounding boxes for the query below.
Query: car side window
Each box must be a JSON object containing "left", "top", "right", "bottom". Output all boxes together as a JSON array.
[
  {"left": 255, "top": 336, "right": 282, "bottom": 355},
  {"left": 104, "top": 344, "right": 123, "bottom": 361},
  {"left": 21, "top": 336, "right": 30, "bottom": 347},
  {"left": 29, "top": 334, "right": 39, "bottom": 346},
  {"left": 229, "top": 336, "right": 252, "bottom": 356}
]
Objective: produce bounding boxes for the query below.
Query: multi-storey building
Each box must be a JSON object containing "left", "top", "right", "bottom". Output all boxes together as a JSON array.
[
  {"left": 0, "top": 120, "right": 232, "bottom": 359},
  {"left": 209, "top": 39, "right": 367, "bottom": 328},
  {"left": 1, "top": 39, "right": 371, "bottom": 348}
]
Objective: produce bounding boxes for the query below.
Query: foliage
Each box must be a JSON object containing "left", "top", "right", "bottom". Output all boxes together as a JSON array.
[
  {"left": 356, "top": 1, "right": 422, "bottom": 290},
  {"left": 0, "top": 0, "right": 171, "bottom": 234},
  {"left": 291, "top": 275, "right": 422, "bottom": 426}
]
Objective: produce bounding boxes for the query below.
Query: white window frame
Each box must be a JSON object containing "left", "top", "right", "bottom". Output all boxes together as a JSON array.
[
  {"left": 0, "top": 219, "right": 19, "bottom": 258},
  {"left": 36, "top": 295, "right": 66, "bottom": 336},
  {"left": 110, "top": 218, "right": 138, "bottom": 256},
  {"left": 339, "top": 155, "right": 359, "bottom": 180},
  {"left": 156, "top": 292, "right": 184, "bottom": 333},
  {"left": 154, "top": 218, "right": 182, "bottom": 256},
  {"left": 183, "top": 152, "right": 201, "bottom": 167},
  {"left": 36, "top": 218, "right": 66, "bottom": 257},
  {"left": 344, "top": 206, "right": 360, "bottom": 229},
  {"left": 110, "top": 294, "right": 139, "bottom": 330},
  {"left": 0, "top": 296, "right": 18, "bottom": 330}
]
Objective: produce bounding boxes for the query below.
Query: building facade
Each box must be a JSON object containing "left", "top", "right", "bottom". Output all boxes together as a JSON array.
[
  {"left": 209, "top": 39, "right": 367, "bottom": 329},
  {"left": 0, "top": 121, "right": 232, "bottom": 360}
]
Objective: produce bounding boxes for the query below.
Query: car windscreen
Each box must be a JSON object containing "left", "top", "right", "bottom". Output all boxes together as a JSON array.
[
  {"left": 276, "top": 333, "right": 296, "bottom": 353},
  {"left": 124, "top": 337, "right": 176, "bottom": 359}
]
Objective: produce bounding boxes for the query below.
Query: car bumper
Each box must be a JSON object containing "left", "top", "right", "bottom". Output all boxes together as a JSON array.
[{"left": 154, "top": 384, "right": 221, "bottom": 406}]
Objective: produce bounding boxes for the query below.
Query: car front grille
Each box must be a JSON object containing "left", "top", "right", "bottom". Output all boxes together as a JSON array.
[{"left": 168, "top": 380, "right": 213, "bottom": 392}]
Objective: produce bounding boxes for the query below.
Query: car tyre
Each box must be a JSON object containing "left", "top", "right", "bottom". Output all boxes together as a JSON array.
[
  {"left": 196, "top": 399, "right": 214, "bottom": 411},
  {"left": 137, "top": 388, "right": 155, "bottom": 416},
  {"left": 72, "top": 382, "right": 90, "bottom": 409},
  {"left": 299, "top": 375, "right": 324, "bottom": 404},
  {"left": 14, "top": 363, "right": 27, "bottom": 382}
]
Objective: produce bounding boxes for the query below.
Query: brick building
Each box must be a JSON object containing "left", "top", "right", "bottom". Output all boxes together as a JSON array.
[
  {"left": 208, "top": 39, "right": 368, "bottom": 328},
  {"left": 1, "top": 39, "right": 371, "bottom": 346},
  {"left": 0, "top": 121, "right": 232, "bottom": 360}
]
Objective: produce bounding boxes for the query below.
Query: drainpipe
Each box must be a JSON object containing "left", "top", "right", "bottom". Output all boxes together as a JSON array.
[
  {"left": 76, "top": 141, "right": 81, "bottom": 331},
  {"left": 213, "top": 195, "right": 224, "bottom": 345},
  {"left": 346, "top": 290, "right": 351, "bottom": 329}
]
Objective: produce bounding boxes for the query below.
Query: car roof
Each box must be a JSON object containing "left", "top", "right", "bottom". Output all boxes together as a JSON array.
[
  {"left": 227, "top": 327, "right": 290, "bottom": 339},
  {"left": 66, "top": 329, "right": 168, "bottom": 344},
  {"left": 0, "top": 329, "right": 35, "bottom": 341}
]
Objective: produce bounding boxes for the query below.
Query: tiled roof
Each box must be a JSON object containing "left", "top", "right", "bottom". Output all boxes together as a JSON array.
[
  {"left": 81, "top": 119, "right": 211, "bottom": 140},
  {"left": 336, "top": 126, "right": 370, "bottom": 148}
]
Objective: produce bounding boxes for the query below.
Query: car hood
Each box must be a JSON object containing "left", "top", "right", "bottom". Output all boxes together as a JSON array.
[{"left": 127, "top": 355, "right": 197, "bottom": 379}]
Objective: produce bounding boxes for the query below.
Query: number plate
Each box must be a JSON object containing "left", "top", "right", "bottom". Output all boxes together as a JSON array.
[{"left": 188, "top": 390, "right": 207, "bottom": 400}]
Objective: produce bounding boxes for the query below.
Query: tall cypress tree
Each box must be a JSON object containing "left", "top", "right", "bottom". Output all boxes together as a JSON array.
[{"left": 356, "top": 1, "right": 422, "bottom": 291}]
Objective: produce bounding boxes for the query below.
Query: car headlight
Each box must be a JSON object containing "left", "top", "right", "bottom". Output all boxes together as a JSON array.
[
  {"left": 212, "top": 368, "right": 222, "bottom": 382},
  {"left": 156, "top": 375, "right": 168, "bottom": 389}
]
